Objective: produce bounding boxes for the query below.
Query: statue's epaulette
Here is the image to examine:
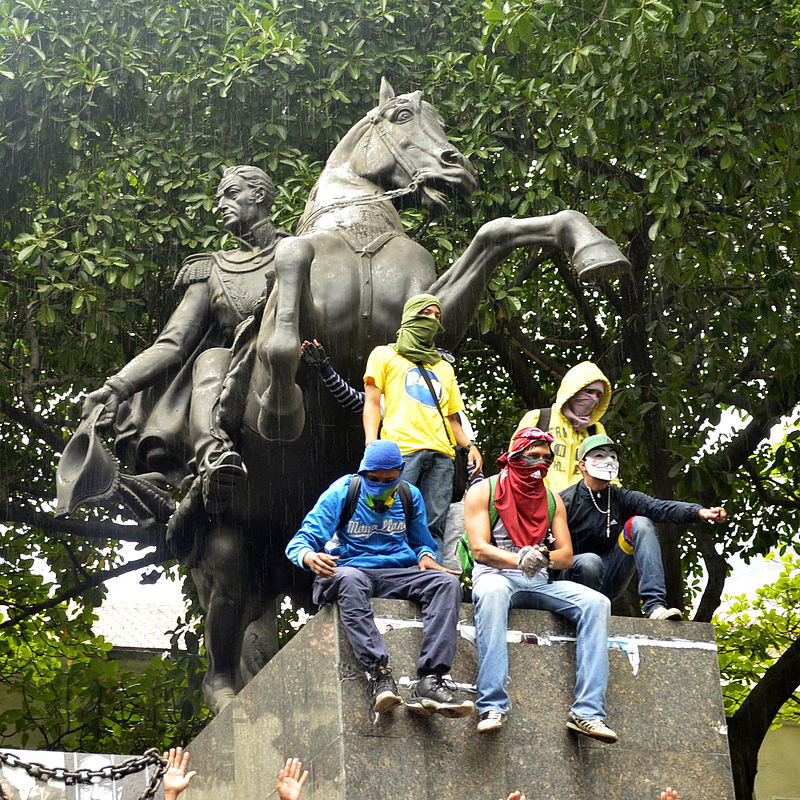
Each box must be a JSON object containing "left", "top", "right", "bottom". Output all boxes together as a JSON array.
[{"left": 174, "top": 253, "right": 214, "bottom": 288}]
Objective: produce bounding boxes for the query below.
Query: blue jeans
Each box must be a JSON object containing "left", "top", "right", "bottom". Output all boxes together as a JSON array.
[
  {"left": 402, "top": 449, "right": 454, "bottom": 555},
  {"left": 472, "top": 569, "right": 610, "bottom": 719},
  {"left": 560, "top": 516, "right": 666, "bottom": 614}
]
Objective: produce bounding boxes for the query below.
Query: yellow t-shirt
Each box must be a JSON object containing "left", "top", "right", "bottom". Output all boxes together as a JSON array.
[{"left": 364, "top": 346, "right": 465, "bottom": 458}]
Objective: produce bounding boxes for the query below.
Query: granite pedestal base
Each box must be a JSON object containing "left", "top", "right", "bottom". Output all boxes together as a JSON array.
[{"left": 185, "top": 599, "right": 734, "bottom": 800}]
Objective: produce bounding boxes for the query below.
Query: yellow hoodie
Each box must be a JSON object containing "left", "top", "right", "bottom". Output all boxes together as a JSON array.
[{"left": 512, "top": 362, "right": 612, "bottom": 493}]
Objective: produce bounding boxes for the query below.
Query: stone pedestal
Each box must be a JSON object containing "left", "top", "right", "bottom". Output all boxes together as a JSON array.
[{"left": 185, "top": 599, "right": 734, "bottom": 800}]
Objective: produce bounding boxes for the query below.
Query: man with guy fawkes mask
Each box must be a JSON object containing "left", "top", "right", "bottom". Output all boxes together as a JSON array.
[
  {"left": 465, "top": 427, "right": 617, "bottom": 742},
  {"left": 285, "top": 440, "right": 474, "bottom": 719},
  {"left": 560, "top": 434, "right": 728, "bottom": 620}
]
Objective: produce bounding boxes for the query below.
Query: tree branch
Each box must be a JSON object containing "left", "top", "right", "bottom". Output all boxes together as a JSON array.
[
  {"left": 692, "top": 527, "right": 730, "bottom": 622},
  {"left": 551, "top": 253, "right": 607, "bottom": 356},
  {"left": 508, "top": 246, "right": 560, "bottom": 289},
  {"left": 745, "top": 463, "right": 800, "bottom": 509},
  {"left": 685, "top": 341, "right": 779, "bottom": 442},
  {"left": 57, "top": 536, "right": 91, "bottom": 581},
  {"left": 477, "top": 330, "right": 550, "bottom": 408},
  {"left": 0, "top": 551, "right": 164, "bottom": 630},
  {"left": 701, "top": 416, "right": 779, "bottom": 477},
  {"left": 504, "top": 320, "right": 571, "bottom": 382},
  {"left": 0, "top": 397, "right": 67, "bottom": 451},
  {"left": 1, "top": 504, "right": 161, "bottom": 545}
]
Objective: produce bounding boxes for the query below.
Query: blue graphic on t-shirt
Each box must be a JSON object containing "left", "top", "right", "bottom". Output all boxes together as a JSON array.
[{"left": 404, "top": 367, "right": 443, "bottom": 406}]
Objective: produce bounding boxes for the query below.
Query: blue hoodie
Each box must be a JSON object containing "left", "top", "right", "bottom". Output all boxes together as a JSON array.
[{"left": 285, "top": 475, "right": 437, "bottom": 570}]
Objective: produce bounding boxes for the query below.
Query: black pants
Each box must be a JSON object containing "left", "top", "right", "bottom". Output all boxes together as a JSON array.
[{"left": 313, "top": 566, "right": 462, "bottom": 676}]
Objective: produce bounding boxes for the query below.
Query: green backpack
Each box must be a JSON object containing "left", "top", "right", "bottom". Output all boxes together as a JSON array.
[{"left": 456, "top": 474, "right": 556, "bottom": 576}]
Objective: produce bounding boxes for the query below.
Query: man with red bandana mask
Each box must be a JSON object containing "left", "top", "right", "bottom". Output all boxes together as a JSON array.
[{"left": 465, "top": 427, "right": 617, "bottom": 742}]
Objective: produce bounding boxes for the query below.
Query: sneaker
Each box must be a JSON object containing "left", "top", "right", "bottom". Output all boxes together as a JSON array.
[
  {"left": 406, "top": 675, "right": 474, "bottom": 718},
  {"left": 566, "top": 712, "right": 618, "bottom": 743},
  {"left": 648, "top": 606, "right": 682, "bottom": 621},
  {"left": 368, "top": 667, "right": 402, "bottom": 714},
  {"left": 476, "top": 709, "right": 505, "bottom": 733}
]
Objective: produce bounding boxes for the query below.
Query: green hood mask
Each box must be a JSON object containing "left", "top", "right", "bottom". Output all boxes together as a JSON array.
[{"left": 391, "top": 293, "right": 444, "bottom": 365}]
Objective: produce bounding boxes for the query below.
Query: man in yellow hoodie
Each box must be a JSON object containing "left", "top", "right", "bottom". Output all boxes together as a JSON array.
[{"left": 512, "top": 362, "right": 612, "bottom": 493}]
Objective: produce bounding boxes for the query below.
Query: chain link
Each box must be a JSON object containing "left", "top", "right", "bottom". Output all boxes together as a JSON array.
[{"left": 0, "top": 749, "right": 168, "bottom": 800}]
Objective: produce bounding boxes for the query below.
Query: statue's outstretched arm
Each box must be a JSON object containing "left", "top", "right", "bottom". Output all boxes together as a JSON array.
[{"left": 84, "top": 282, "right": 211, "bottom": 425}]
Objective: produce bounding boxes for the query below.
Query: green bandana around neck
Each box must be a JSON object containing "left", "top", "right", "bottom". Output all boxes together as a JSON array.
[{"left": 391, "top": 293, "right": 444, "bottom": 365}]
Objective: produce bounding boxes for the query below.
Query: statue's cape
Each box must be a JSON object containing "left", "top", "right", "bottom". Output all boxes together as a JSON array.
[
  {"left": 113, "top": 326, "right": 223, "bottom": 486},
  {"left": 112, "top": 252, "right": 226, "bottom": 485}
]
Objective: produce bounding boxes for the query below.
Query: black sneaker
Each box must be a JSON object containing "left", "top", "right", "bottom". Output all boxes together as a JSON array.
[
  {"left": 406, "top": 675, "right": 474, "bottom": 718},
  {"left": 566, "top": 712, "right": 618, "bottom": 743},
  {"left": 368, "top": 667, "right": 402, "bottom": 714}
]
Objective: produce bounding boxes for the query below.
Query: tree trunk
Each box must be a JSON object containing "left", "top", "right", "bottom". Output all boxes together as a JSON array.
[{"left": 727, "top": 637, "right": 800, "bottom": 799}]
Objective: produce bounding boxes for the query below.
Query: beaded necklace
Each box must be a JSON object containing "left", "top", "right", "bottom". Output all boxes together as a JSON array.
[{"left": 587, "top": 484, "right": 612, "bottom": 538}]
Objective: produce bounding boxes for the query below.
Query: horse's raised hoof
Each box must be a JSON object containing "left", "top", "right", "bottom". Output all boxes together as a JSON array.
[
  {"left": 573, "top": 237, "right": 631, "bottom": 283},
  {"left": 257, "top": 386, "right": 305, "bottom": 442}
]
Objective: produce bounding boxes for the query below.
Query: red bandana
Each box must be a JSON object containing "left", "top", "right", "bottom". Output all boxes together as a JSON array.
[{"left": 494, "top": 427, "right": 554, "bottom": 549}]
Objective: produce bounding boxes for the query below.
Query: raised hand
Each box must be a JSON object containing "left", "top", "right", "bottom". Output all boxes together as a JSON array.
[
  {"left": 277, "top": 757, "right": 309, "bottom": 800},
  {"left": 162, "top": 748, "right": 197, "bottom": 800}
]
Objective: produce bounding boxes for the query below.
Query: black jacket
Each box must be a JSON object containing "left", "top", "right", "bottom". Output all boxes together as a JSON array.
[{"left": 560, "top": 481, "right": 702, "bottom": 556}]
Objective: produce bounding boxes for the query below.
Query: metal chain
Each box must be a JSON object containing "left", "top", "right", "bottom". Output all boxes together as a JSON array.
[{"left": 0, "top": 749, "right": 168, "bottom": 800}]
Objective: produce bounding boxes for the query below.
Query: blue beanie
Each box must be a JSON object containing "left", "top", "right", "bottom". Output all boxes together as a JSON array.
[{"left": 358, "top": 440, "right": 404, "bottom": 474}]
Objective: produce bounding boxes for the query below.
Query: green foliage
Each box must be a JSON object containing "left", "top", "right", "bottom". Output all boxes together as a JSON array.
[
  {"left": 715, "top": 552, "right": 800, "bottom": 724},
  {"left": 0, "top": 0, "right": 797, "bottom": 770},
  {"left": 0, "top": 585, "right": 210, "bottom": 751}
]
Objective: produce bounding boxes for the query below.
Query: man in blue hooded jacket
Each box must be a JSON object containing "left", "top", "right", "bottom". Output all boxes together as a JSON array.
[{"left": 285, "top": 440, "right": 474, "bottom": 719}]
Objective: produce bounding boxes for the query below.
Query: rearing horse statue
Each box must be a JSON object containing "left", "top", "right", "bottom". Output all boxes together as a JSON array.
[
  {"left": 57, "top": 78, "right": 629, "bottom": 714},
  {"left": 248, "top": 78, "right": 626, "bottom": 445}
]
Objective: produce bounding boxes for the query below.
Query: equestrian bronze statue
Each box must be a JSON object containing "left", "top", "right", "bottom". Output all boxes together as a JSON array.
[{"left": 56, "top": 78, "right": 629, "bottom": 713}]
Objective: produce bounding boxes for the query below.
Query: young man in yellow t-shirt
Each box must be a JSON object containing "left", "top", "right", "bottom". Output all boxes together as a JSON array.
[{"left": 363, "top": 294, "right": 481, "bottom": 557}]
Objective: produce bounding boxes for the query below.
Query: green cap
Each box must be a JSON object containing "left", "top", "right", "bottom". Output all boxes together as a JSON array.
[{"left": 577, "top": 433, "right": 622, "bottom": 461}]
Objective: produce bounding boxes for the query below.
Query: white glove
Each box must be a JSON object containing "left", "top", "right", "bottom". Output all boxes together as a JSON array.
[{"left": 517, "top": 545, "right": 551, "bottom": 577}]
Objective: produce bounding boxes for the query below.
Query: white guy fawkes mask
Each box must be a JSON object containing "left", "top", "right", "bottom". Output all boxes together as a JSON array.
[{"left": 584, "top": 446, "right": 619, "bottom": 482}]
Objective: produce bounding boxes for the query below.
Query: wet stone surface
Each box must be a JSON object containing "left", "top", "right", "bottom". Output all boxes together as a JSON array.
[{"left": 185, "top": 599, "right": 734, "bottom": 800}]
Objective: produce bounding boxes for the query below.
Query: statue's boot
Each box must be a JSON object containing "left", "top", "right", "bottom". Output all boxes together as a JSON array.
[
  {"left": 191, "top": 347, "right": 248, "bottom": 513},
  {"left": 201, "top": 450, "right": 248, "bottom": 515}
]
